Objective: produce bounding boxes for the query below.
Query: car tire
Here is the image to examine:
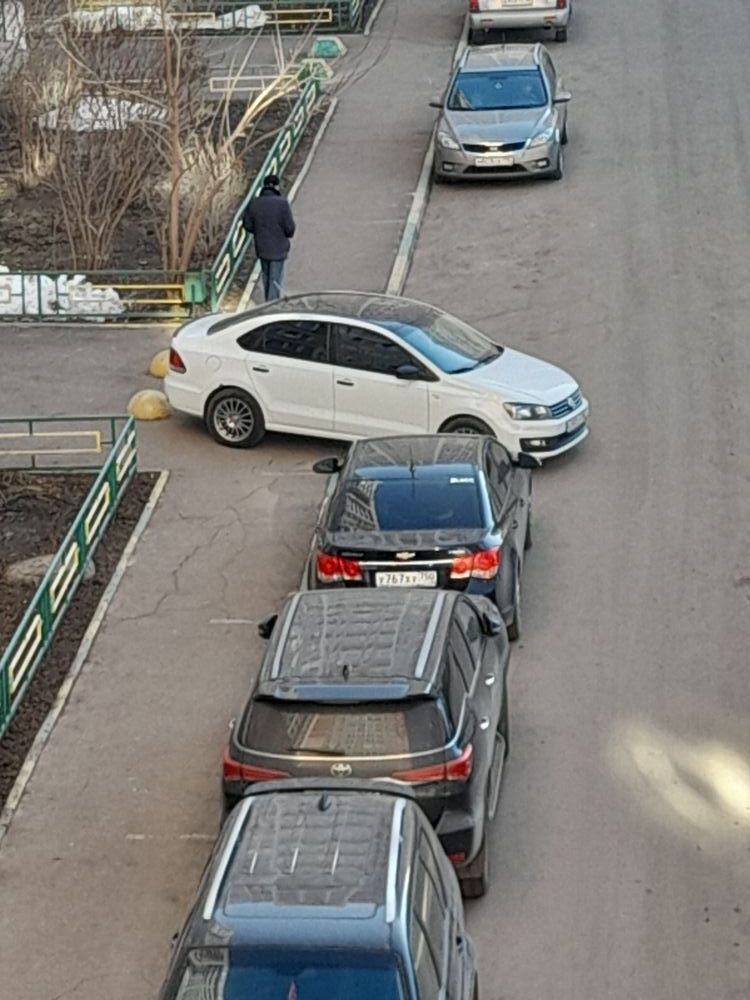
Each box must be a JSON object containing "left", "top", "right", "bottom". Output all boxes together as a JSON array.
[
  {"left": 206, "top": 388, "right": 265, "bottom": 449},
  {"left": 506, "top": 558, "right": 522, "bottom": 641},
  {"left": 549, "top": 147, "right": 564, "bottom": 181},
  {"left": 220, "top": 794, "right": 235, "bottom": 828},
  {"left": 561, "top": 119, "right": 569, "bottom": 145},
  {"left": 460, "top": 835, "right": 489, "bottom": 900},
  {"left": 473, "top": 976, "right": 480, "bottom": 1000},
  {"left": 524, "top": 510, "right": 532, "bottom": 551},
  {"left": 556, "top": 27, "right": 568, "bottom": 42},
  {"left": 440, "top": 416, "right": 495, "bottom": 437}
]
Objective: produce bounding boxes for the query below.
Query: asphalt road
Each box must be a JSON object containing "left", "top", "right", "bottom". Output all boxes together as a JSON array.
[
  {"left": 0, "top": 0, "right": 749, "bottom": 997},
  {"left": 406, "top": 2, "right": 750, "bottom": 997}
]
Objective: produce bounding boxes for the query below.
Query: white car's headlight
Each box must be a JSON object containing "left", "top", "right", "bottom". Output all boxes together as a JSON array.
[
  {"left": 527, "top": 126, "right": 555, "bottom": 148},
  {"left": 503, "top": 402, "right": 551, "bottom": 420},
  {"left": 438, "top": 131, "right": 460, "bottom": 150}
]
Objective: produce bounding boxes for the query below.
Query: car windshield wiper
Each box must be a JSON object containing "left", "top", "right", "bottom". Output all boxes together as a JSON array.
[
  {"left": 452, "top": 351, "right": 500, "bottom": 374},
  {"left": 476, "top": 349, "right": 500, "bottom": 366},
  {"left": 285, "top": 746, "right": 348, "bottom": 756}
]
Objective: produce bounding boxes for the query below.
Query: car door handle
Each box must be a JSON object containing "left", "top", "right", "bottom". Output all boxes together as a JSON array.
[
  {"left": 336, "top": 378, "right": 355, "bottom": 387},
  {"left": 484, "top": 674, "right": 496, "bottom": 687},
  {"left": 479, "top": 717, "right": 491, "bottom": 731},
  {"left": 512, "top": 520, "right": 518, "bottom": 529},
  {"left": 252, "top": 365, "right": 270, "bottom": 373}
]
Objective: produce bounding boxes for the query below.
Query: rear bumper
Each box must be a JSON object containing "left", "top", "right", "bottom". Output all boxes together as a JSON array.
[
  {"left": 469, "top": 8, "right": 570, "bottom": 32},
  {"left": 164, "top": 374, "right": 206, "bottom": 417},
  {"left": 435, "top": 804, "right": 483, "bottom": 867}
]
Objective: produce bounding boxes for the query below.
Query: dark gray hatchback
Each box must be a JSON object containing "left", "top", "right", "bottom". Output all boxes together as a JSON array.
[
  {"left": 159, "top": 781, "right": 479, "bottom": 1000},
  {"left": 222, "top": 588, "right": 510, "bottom": 898}
]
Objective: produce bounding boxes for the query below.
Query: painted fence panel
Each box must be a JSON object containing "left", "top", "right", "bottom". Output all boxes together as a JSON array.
[{"left": 0, "top": 417, "right": 137, "bottom": 739}]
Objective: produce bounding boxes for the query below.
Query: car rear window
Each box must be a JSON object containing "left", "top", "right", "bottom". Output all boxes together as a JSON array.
[
  {"left": 448, "top": 69, "right": 548, "bottom": 111},
  {"left": 175, "top": 947, "right": 405, "bottom": 1000},
  {"left": 330, "top": 477, "right": 484, "bottom": 532},
  {"left": 243, "top": 699, "right": 449, "bottom": 756}
]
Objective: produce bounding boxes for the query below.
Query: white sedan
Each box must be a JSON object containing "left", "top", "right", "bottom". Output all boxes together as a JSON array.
[{"left": 164, "top": 291, "right": 589, "bottom": 460}]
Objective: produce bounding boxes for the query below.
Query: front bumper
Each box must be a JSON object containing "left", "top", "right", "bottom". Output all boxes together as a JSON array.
[
  {"left": 470, "top": 7, "right": 570, "bottom": 32},
  {"left": 503, "top": 401, "right": 590, "bottom": 460},
  {"left": 435, "top": 136, "right": 560, "bottom": 181}
]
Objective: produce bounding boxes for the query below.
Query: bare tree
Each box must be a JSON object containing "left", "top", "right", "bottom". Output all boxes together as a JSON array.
[
  {"left": 138, "top": 1, "right": 315, "bottom": 272},
  {"left": 2, "top": 0, "right": 318, "bottom": 271}
]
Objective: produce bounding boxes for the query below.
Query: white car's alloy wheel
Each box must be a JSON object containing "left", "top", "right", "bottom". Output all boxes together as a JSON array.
[{"left": 213, "top": 397, "right": 256, "bottom": 443}]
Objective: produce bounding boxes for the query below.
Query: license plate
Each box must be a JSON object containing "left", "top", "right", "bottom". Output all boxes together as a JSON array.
[
  {"left": 502, "top": 0, "right": 532, "bottom": 6},
  {"left": 566, "top": 411, "right": 587, "bottom": 433},
  {"left": 375, "top": 571, "right": 437, "bottom": 588},
  {"left": 475, "top": 154, "right": 513, "bottom": 167}
]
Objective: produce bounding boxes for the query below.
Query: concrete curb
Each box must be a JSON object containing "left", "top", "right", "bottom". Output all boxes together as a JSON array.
[
  {"left": 384, "top": 16, "right": 469, "bottom": 297},
  {"left": 237, "top": 96, "right": 340, "bottom": 312},
  {"left": 363, "top": 0, "right": 387, "bottom": 37},
  {"left": 0, "top": 468, "right": 170, "bottom": 849}
]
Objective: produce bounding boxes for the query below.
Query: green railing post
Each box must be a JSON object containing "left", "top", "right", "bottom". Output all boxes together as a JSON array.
[{"left": 0, "top": 655, "right": 8, "bottom": 733}]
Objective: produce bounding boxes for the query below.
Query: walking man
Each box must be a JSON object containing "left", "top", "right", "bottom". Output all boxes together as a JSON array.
[{"left": 242, "top": 173, "right": 296, "bottom": 301}]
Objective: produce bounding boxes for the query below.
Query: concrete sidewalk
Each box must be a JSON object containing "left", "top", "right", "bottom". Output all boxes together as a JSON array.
[
  {"left": 284, "top": 0, "right": 463, "bottom": 294},
  {"left": 0, "top": 4, "right": 464, "bottom": 999}
]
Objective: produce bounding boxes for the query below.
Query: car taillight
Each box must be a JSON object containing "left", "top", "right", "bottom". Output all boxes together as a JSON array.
[
  {"left": 468, "top": 0, "right": 479, "bottom": 10},
  {"left": 449, "top": 548, "right": 500, "bottom": 581},
  {"left": 169, "top": 347, "right": 186, "bottom": 373},
  {"left": 392, "top": 745, "right": 474, "bottom": 785},
  {"left": 222, "top": 748, "right": 289, "bottom": 783},
  {"left": 315, "top": 551, "right": 363, "bottom": 583},
  {"left": 556, "top": 0, "right": 567, "bottom": 7}
]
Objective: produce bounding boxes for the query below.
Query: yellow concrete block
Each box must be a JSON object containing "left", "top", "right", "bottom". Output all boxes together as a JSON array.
[
  {"left": 149, "top": 349, "right": 171, "bottom": 379},
  {"left": 127, "top": 389, "right": 171, "bottom": 421}
]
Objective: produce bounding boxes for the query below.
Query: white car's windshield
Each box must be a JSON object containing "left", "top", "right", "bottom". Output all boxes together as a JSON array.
[{"left": 378, "top": 317, "right": 500, "bottom": 374}]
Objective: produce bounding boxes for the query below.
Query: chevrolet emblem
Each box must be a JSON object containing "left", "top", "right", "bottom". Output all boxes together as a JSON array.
[{"left": 395, "top": 551, "right": 416, "bottom": 561}]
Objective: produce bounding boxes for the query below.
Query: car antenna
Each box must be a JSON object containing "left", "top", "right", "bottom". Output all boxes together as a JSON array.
[
  {"left": 408, "top": 444, "right": 415, "bottom": 478},
  {"left": 342, "top": 664, "right": 350, "bottom": 681},
  {"left": 318, "top": 793, "right": 332, "bottom": 812}
]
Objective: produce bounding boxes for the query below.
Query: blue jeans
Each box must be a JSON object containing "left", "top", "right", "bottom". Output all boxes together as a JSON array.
[{"left": 260, "top": 258, "right": 285, "bottom": 300}]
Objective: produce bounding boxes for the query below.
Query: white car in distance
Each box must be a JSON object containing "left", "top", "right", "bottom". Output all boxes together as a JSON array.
[{"left": 165, "top": 291, "right": 589, "bottom": 460}]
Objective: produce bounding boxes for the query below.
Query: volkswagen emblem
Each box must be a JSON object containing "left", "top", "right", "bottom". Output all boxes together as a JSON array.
[
  {"left": 330, "top": 762, "right": 352, "bottom": 778},
  {"left": 395, "top": 551, "right": 416, "bottom": 561},
  {"left": 568, "top": 396, "right": 577, "bottom": 410}
]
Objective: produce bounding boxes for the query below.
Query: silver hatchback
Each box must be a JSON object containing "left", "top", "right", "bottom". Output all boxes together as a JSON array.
[{"left": 432, "top": 44, "right": 570, "bottom": 182}]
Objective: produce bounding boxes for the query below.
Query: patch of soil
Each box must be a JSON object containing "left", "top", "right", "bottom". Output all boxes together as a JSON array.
[
  {"left": 0, "top": 470, "right": 157, "bottom": 807},
  {"left": 0, "top": 97, "right": 330, "bottom": 290}
]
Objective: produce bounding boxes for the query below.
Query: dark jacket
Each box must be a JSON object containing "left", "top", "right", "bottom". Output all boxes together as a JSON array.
[{"left": 242, "top": 186, "right": 296, "bottom": 261}]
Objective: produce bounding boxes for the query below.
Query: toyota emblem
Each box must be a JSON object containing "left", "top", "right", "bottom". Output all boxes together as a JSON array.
[{"left": 330, "top": 762, "right": 352, "bottom": 777}]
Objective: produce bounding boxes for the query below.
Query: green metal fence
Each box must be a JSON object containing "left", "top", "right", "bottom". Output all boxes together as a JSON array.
[
  {"left": 209, "top": 75, "right": 321, "bottom": 308},
  {"left": 0, "top": 416, "right": 137, "bottom": 740},
  {"left": 0, "top": 269, "right": 207, "bottom": 323}
]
